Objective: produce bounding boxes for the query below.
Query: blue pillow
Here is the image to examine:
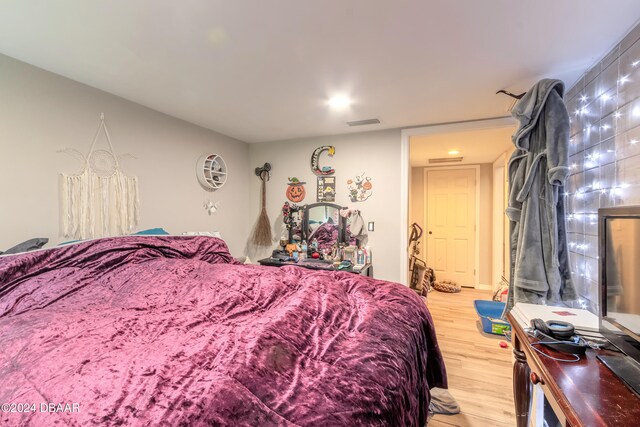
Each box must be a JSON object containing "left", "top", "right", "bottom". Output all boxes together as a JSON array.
[
  {"left": 58, "top": 240, "right": 81, "bottom": 246},
  {"left": 132, "top": 228, "right": 170, "bottom": 236}
]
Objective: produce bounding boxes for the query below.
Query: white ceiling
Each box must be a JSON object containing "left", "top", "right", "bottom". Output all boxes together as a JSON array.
[
  {"left": 1, "top": 1, "right": 639, "bottom": 143},
  {"left": 410, "top": 126, "right": 516, "bottom": 167}
]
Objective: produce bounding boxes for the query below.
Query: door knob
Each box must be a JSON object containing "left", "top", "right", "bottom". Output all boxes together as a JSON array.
[{"left": 428, "top": 231, "right": 433, "bottom": 235}]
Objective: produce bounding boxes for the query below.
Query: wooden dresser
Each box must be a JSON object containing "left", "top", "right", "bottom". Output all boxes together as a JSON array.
[{"left": 507, "top": 311, "right": 640, "bottom": 426}]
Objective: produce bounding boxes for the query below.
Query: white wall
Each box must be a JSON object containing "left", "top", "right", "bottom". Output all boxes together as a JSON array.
[
  {"left": 248, "top": 129, "right": 403, "bottom": 283},
  {"left": 0, "top": 54, "right": 251, "bottom": 256}
]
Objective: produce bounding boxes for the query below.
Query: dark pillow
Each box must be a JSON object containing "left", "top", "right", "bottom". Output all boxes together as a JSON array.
[{"left": 3, "top": 238, "right": 49, "bottom": 255}]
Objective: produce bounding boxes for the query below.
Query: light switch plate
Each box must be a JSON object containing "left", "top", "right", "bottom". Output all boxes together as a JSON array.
[{"left": 368, "top": 222, "right": 375, "bottom": 232}]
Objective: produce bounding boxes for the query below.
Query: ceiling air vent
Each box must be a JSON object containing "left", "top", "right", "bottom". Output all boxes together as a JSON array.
[
  {"left": 428, "top": 157, "right": 464, "bottom": 164},
  {"left": 347, "top": 118, "right": 380, "bottom": 126}
]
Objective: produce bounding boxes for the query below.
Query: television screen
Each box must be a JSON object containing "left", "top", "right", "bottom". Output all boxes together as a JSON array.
[
  {"left": 599, "top": 207, "right": 640, "bottom": 397},
  {"left": 603, "top": 217, "right": 640, "bottom": 338}
]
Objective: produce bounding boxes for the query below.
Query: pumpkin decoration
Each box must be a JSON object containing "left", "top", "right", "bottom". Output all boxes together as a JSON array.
[
  {"left": 285, "top": 243, "right": 298, "bottom": 256},
  {"left": 286, "top": 177, "right": 306, "bottom": 202}
]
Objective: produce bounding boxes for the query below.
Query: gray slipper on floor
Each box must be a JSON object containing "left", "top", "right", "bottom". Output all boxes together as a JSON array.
[{"left": 427, "top": 387, "right": 461, "bottom": 422}]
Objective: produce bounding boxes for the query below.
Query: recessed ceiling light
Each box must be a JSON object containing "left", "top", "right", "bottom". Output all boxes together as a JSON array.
[
  {"left": 448, "top": 150, "right": 460, "bottom": 155},
  {"left": 328, "top": 95, "right": 351, "bottom": 109}
]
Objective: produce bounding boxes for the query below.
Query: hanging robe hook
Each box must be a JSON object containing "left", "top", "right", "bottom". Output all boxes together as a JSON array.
[{"left": 496, "top": 89, "right": 526, "bottom": 99}]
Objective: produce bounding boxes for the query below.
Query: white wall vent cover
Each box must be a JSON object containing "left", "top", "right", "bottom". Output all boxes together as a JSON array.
[{"left": 428, "top": 157, "right": 464, "bottom": 164}]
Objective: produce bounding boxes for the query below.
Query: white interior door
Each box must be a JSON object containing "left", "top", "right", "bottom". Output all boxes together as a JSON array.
[{"left": 426, "top": 168, "right": 477, "bottom": 286}]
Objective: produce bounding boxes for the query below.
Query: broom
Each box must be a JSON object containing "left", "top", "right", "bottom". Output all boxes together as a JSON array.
[{"left": 251, "top": 163, "right": 273, "bottom": 246}]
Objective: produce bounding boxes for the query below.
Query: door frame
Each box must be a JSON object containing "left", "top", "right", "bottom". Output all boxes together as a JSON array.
[
  {"left": 492, "top": 153, "right": 506, "bottom": 290},
  {"left": 400, "top": 116, "right": 515, "bottom": 286},
  {"left": 423, "top": 165, "right": 480, "bottom": 288}
]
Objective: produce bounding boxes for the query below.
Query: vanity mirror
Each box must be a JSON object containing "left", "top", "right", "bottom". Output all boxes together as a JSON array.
[{"left": 302, "top": 202, "right": 347, "bottom": 250}]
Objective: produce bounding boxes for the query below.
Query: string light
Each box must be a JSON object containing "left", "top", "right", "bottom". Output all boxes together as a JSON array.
[
  {"left": 611, "top": 184, "right": 629, "bottom": 196},
  {"left": 584, "top": 152, "right": 599, "bottom": 168},
  {"left": 566, "top": 63, "right": 638, "bottom": 268}
]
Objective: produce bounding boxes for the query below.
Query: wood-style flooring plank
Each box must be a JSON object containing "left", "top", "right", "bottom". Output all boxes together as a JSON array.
[{"left": 426, "top": 288, "right": 515, "bottom": 426}]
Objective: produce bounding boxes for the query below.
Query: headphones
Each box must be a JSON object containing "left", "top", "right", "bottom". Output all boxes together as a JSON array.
[
  {"left": 529, "top": 318, "right": 588, "bottom": 355},
  {"left": 530, "top": 318, "right": 575, "bottom": 340}
]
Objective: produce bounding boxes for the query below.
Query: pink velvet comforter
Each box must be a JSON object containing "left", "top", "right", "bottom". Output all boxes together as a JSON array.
[{"left": 0, "top": 236, "right": 446, "bottom": 426}]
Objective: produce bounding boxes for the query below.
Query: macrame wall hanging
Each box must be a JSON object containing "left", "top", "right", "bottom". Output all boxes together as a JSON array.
[
  {"left": 59, "top": 113, "right": 139, "bottom": 240},
  {"left": 251, "top": 163, "right": 272, "bottom": 246}
]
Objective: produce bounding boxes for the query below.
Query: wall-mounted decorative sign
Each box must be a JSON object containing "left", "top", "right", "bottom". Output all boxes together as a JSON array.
[
  {"left": 286, "top": 177, "right": 306, "bottom": 202},
  {"left": 310, "top": 145, "right": 335, "bottom": 175},
  {"left": 347, "top": 173, "right": 373, "bottom": 202},
  {"left": 196, "top": 154, "right": 227, "bottom": 190},
  {"left": 317, "top": 176, "right": 336, "bottom": 202}
]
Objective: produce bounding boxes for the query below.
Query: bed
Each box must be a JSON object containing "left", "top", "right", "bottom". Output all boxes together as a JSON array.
[{"left": 0, "top": 236, "right": 446, "bottom": 426}]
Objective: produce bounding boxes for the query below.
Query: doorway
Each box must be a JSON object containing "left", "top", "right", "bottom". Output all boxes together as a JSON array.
[
  {"left": 426, "top": 167, "right": 478, "bottom": 286},
  {"left": 402, "top": 117, "right": 516, "bottom": 287}
]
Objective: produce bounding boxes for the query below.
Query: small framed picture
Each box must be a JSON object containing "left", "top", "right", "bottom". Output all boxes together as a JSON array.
[{"left": 317, "top": 176, "right": 335, "bottom": 202}]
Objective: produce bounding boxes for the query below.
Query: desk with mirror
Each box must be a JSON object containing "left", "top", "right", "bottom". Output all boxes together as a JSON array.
[{"left": 258, "top": 202, "right": 372, "bottom": 277}]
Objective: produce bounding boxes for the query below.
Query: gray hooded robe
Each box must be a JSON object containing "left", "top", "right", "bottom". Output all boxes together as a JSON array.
[{"left": 505, "top": 79, "right": 577, "bottom": 314}]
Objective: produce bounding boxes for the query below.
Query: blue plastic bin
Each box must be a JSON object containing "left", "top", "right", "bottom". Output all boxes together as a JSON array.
[{"left": 474, "top": 300, "right": 511, "bottom": 335}]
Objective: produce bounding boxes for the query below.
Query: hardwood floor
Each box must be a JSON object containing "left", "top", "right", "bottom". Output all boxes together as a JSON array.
[{"left": 426, "top": 288, "right": 516, "bottom": 426}]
